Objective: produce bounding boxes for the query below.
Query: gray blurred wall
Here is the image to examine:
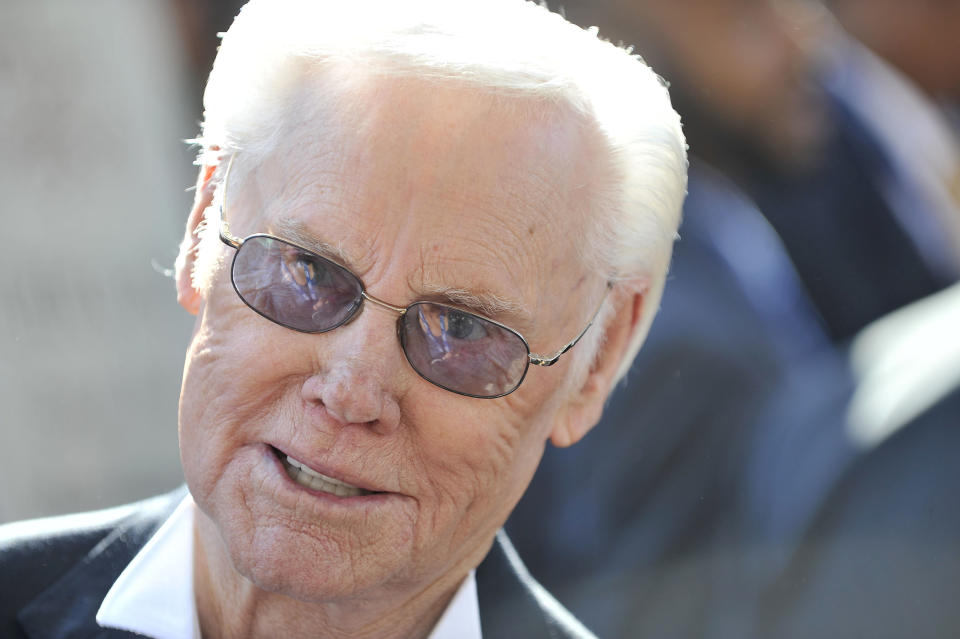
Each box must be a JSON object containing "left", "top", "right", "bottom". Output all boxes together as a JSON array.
[{"left": 0, "top": 1, "right": 198, "bottom": 522}]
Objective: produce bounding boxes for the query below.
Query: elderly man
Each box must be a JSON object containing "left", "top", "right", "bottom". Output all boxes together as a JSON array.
[{"left": 0, "top": 1, "right": 686, "bottom": 637}]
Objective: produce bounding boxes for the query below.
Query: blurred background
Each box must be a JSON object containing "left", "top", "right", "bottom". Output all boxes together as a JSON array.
[
  {"left": 0, "top": 1, "right": 252, "bottom": 521},
  {"left": 2, "top": 1, "right": 958, "bottom": 637},
  {"left": 0, "top": 1, "right": 198, "bottom": 522}
]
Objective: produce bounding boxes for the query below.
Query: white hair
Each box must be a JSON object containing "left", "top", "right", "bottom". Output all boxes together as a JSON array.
[{"left": 194, "top": 0, "right": 687, "bottom": 383}]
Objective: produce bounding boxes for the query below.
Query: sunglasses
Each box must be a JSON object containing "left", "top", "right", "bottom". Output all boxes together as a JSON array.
[{"left": 216, "top": 155, "right": 608, "bottom": 399}]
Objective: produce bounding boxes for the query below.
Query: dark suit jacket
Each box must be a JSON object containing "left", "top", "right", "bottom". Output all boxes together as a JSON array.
[
  {"left": 751, "top": 385, "right": 960, "bottom": 639},
  {"left": 742, "top": 93, "right": 952, "bottom": 343},
  {"left": 0, "top": 487, "right": 595, "bottom": 639}
]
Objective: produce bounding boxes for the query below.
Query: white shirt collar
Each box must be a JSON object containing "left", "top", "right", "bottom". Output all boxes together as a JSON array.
[
  {"left": 428, "top": 570, "right": 483, "bottom": 639},
  {"left": 96, "top": 494, "right": 482, "bottom": 639},
  {"left": 96, "top": 495, "right": 200, "bottom": 639}
]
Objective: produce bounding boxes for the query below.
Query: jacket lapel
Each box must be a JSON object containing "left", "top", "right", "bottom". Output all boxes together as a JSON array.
[
  {"left": 478, "top": 529, "right": 581, "bottom": 639},
  {"left": 17, "top": 491, "right": 182, "bottom": 639},
  {"left": 19, "top": 495, "right": 575, "bottom": 639}
]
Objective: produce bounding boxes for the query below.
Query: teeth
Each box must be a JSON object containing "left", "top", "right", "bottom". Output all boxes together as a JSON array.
[{"left": 282, "top": 455, "right": 371, "bottom": 497}]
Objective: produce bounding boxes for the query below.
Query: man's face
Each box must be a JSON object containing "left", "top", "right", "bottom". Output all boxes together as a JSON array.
[{"left": 178, "top": 73, "right": 607, "bottom": 602}]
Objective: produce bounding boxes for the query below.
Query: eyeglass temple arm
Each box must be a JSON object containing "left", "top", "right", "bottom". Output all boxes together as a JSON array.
[
  {"left": 529, "top": 282, "right": 612, "bottom": 367},
  {"left": 218, "top": 154, "right": 243, "bottom": 249}
]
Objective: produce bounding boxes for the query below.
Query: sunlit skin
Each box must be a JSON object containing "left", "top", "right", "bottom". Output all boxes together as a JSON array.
[{"left": 175, "top": 70, "right": 643, "bottom": 639}]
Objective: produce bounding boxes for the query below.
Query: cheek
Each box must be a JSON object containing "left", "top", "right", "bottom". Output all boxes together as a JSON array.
[
  {"left": 401, "top": 388, "right": 555, "bottom": 546},
  {"left": 178, "top": 287, "right": 307, "bottom": 499}
]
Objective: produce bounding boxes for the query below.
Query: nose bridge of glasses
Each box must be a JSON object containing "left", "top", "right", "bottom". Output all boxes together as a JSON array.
[{"left": 361, "top": 291, "right": 407, "bottom": 316}]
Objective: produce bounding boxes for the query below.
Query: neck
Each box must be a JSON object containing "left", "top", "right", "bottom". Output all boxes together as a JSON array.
[{"left": 191, "top": 513, "right": 462, "bottom": 639}]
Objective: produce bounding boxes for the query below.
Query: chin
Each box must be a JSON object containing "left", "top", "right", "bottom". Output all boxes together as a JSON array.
[{"left": 219, "top": 514, "right": 411, "bottom": 603}]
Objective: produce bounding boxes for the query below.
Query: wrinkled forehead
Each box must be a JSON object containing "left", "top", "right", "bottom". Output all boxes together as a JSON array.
[
  {"left": 231, "top": 68, "right": 608, "bottom": 332},
  {"left": 260, "top": 65, "right": 604, "bottom": 217}
]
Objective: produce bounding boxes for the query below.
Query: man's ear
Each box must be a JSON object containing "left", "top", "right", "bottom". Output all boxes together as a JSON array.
[
  {"left": 550, "top": 285, "right": 645, "bottom": 448},
  {"left": 175, "top": 163, "right": 218, "bottom": 315}
]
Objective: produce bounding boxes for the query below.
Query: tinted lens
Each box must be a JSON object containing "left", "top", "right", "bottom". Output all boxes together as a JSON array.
[
  {"left": 400, "top": 302, "right": 530, "bottom": 398},
  {"left": 231, "top": 235, "right": 363, "bottom": 332}
]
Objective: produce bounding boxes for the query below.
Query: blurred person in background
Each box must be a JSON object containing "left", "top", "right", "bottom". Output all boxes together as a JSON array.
[
  {"left": 508, "top": 0, "right": 960, "bottom": 636},
  {"left": 824, "top": 0, "right": 960, "bottom": 301},
  {"left": 744, "top": 2, "right": 960, "bottom": 636},
  {"left": 0, "top": 1, "right": 688, "bottom": 637},
  {"left": 559, "top": 0, "right": 958, "bottom": 342}
]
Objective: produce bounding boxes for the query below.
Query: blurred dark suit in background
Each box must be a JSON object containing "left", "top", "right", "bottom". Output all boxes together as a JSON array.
[
  {"left": 509, "top": 0, "right": 960, "bottom": 636},
  {"left": 747, "top": 283, "right": 960, "bottom": 639}
]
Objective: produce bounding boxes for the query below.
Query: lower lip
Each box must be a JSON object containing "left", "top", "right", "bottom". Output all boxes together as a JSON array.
[{"left": 262, "top": 445, "right": 396, "bottom": 508}]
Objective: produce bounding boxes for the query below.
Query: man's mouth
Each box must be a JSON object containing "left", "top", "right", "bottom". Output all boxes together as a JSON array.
[{"left": 276, "top": 449, "right": 374, "bottom": 498}]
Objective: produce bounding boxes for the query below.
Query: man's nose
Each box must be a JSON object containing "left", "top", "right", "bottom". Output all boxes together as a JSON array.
[{"left": 300, "top": 308, "right": 405, "bottom": 435}]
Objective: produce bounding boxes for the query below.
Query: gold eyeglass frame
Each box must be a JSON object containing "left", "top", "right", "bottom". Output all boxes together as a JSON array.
[{"left": 216, "top": 153, "right": 610, "bottom": 398}]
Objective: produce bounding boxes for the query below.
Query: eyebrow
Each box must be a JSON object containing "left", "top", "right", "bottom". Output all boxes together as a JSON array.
[
  {"left": 269, "top": 216, "right": 530, "bottom": 326},
  {"left": 268, "top": 216, "right": 356, "bottom": 267},
  {"left": 420, "top": 284, "right": 530, "bottom": 325}
]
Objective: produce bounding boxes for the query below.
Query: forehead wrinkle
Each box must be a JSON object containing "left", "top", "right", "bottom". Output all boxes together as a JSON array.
[
  {"left": 409, "top": 239, "right": 536, "bottom": 333},
  {"left": 461, "top": 202, "right": 595, "bottom": 345},
  {"left": 463, "top": 193, "right": 567, "bottom": 295},
  {"left": 400, "top": 179, "right": 578, "bottom": 337}
]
